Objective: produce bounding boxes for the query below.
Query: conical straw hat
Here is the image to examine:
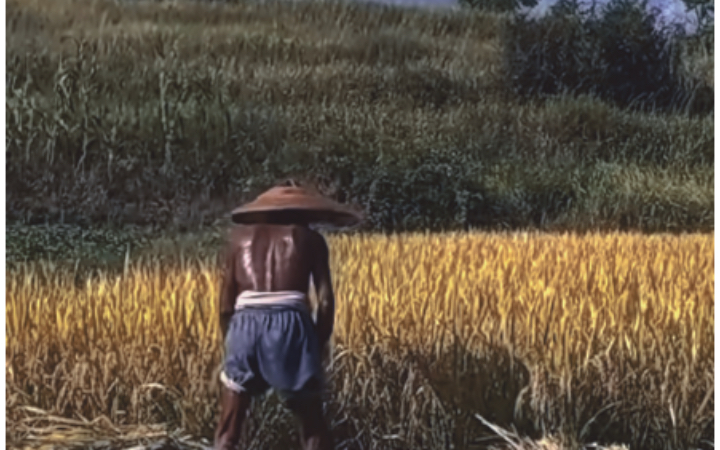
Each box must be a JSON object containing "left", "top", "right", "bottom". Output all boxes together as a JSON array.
[{"left": 231, "top": 185, "right": 363, "bottom": 227}]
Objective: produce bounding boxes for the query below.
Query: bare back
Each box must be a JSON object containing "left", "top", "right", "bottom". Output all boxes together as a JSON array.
[
  {"left": 215, "top": 221, "right": 336, "bottom": 449},
  {"left": 219, "top": 224, "right": 331, "bottom": 316}
]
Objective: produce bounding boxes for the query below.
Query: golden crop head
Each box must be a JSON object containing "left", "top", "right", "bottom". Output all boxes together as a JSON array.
[{"left": 5, "top": 232, "right": 714, "bottom": 448}]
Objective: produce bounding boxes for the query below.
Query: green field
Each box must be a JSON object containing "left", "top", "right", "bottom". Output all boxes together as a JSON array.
[{"left": 6, "top": 0, "right": 713, "bottom": 242}]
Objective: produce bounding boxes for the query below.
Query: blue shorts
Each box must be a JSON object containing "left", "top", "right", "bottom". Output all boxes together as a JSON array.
[{"left": 221, "top": 306, "right": 324, "bottom": 400}]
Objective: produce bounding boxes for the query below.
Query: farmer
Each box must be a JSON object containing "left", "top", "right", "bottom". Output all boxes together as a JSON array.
[{"left": 214, "top": 182, "right": 362, "bottom": 450}]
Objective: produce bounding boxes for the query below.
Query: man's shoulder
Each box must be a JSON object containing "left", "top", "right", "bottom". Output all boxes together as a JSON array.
[{"left": 291, "top": 225, "right": 327, "bottom": 247}]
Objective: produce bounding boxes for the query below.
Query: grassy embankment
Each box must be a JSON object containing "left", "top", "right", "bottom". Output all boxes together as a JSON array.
[
  {"left": 7, "top": 233, "right": 714, "bottom": 449},
  {"left": 6, "top": 0, "right": 713, "bottom": 254}
]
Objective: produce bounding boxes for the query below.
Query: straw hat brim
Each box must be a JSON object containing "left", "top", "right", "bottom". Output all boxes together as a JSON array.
[{"left": 231, "top": 187, "right": 363, "bottom": 227}]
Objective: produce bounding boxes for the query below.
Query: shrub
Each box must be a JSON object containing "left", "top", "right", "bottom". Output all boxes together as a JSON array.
[{"left": 502, "top": 0, "right": 713, "bottom": 114}]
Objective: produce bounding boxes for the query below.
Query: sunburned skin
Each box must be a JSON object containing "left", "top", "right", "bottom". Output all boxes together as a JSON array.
[{"left": 218, "top": 223, "right": 335, "bottom": 347}]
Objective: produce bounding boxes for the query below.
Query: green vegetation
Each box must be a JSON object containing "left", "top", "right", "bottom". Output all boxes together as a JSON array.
[
  {"left": 6, "top": 1, "right": 713, "bottom": 448},
  {"left": 6, "top": 0, "right": 713, "bottom": 252},
  {"left": 503, "top": 0, "right": 713, "bottom": 114}
]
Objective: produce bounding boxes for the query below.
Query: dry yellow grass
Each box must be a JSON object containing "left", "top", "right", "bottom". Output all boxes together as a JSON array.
[{"left": 6, "top": 232, "right": 713, "bottom": 449}]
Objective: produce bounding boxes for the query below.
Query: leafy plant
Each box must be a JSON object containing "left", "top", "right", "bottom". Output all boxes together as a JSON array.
[{"left": 502, "top": 0, "right": 713, "bottom": 114}]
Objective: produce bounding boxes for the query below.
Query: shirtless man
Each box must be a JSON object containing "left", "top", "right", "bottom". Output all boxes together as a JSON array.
[{"left": 214, "top": 184, "right": 361, "bottom": 450}]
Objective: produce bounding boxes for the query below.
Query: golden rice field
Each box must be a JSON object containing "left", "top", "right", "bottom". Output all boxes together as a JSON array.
[{"left": 6, "top": 232, "right": 714, "bottom": 449}]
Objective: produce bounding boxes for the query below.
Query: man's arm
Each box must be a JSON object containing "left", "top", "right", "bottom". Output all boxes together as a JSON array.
[
  {"left": 218, "top": 243, "right": 238, "bottom": 341},
  {"left": 311, "top": 234, "right": 335, "bottom": 350}
]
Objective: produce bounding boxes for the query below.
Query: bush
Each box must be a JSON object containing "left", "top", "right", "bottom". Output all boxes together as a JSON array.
[
  {"left": 682, "top": 0, "right": 714, "bottom": 39},
  {"left": 502, "top": 0, "right": 713, "bottom": 114}
]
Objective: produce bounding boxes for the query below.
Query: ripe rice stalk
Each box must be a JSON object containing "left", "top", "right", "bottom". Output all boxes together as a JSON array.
[{"left": 6, "top": 232, "right": 713, "bottom": 449}]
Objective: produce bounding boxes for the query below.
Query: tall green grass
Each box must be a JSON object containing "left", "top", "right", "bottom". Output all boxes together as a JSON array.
[{"left": 6, "top": 0, "right": 713, "bottom": 237}]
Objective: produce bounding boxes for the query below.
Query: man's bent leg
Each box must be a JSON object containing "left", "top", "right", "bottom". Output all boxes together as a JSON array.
[
  {"left": 214, "top": 386, "right": 251, "bottom": 450},
  {"left": 286, "top": 395, "right": 333, "bottom": 450}
]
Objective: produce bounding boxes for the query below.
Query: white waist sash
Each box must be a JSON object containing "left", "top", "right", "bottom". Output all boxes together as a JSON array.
[{"left": 235, "top": 290, "right": 309, "bottom": 313}]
